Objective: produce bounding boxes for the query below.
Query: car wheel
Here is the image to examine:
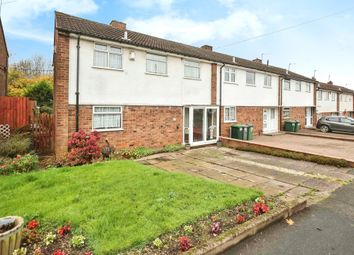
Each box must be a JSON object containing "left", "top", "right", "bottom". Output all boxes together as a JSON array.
[{"left": 320, "top": 125, "right": 330, "bottom": 133}]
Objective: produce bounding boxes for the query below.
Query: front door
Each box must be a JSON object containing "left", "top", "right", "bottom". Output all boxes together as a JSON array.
[
  {"left": 263, "top": 108, "right": 278, "bottom": 134},
  {"left": 184, "top": 106, "right": 219, "bottom": 146},
  {"left": 305, "top": 107, "right": 313, "bottom": 127}
]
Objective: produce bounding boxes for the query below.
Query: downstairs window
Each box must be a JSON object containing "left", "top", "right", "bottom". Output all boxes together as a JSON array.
[{"left": 93, "top": 106, "right": 122, "bottom": 131}]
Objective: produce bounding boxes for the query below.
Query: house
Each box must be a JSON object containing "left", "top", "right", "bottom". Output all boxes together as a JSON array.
[
  {"left": 0, "top": 18, "right": 8, "bottom": 96},
  {"left": 53, "top": 12, "right": 317, "bottom": 156},
  {"left": 317, "top": 81, "right": 354, "bottom": 118}
]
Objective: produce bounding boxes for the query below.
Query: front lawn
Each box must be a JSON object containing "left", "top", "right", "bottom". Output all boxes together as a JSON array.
[{"left": 0, "top": 160, "right": 260, "bottom": 254}]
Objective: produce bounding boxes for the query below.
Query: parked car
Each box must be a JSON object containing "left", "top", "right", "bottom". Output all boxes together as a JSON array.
[{"left": 316, "top": 116, "right": 354, "bottom": 133}]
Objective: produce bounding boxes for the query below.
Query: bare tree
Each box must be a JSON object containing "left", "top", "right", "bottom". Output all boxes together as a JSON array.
[{"left": 11, "top": 55, "right": 52, "bottom": 77}]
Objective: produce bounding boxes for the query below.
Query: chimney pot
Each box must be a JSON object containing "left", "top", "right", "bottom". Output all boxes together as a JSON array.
[
  {"left": 201, "top": 45, "right": 213, "bottom": 51},
  {"left": 328, "top": 80, "right": 333, "bottom": 85},
  {"left": 252, "top": 58, "right": 262, "bottom": 64},
  {"left": 110, "top": 20, "right": 126, "bottom": 30}
]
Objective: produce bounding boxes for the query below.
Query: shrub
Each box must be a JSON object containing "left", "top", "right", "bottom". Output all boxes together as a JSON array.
[
  {"left": 44, "top": 232, "right": 56, "bottom": 246},
  {"left": 0, "top": 133, "right": 31, "bottom": 158},
  {"left": 183, "top": 225, "right": 193, "bottom": 234},
  {"left": 179, "top": 236, "right": 191, "bottom": 252},
  {"left": 27, "top": 219, "right": 39, "bottom": 230},
  {"left": 115, "top": 147, "right": 156, "bottom": 159},
  {"left": 1, "top": 154, "right": 39, "bottom": 175},
  {"left": 161, "top": 144, "right": 185, "bottom": 153},
  {"left": 58, "top": 224, "right": 71, "bottom": 237},
  {"left": 24, "top": 79, "right": 53, "bottom": 108},
  {"left": 71, "top": 235, "right": 86, "bottom": 248},
  {"left": 67, "top": 130, "right": 101, "bottom": 166},
  {"left": 253, "top": 202, "right": 269, "bottom": 215},
  {"left": 211, "top": 222, "right": 221, "bottom": 235},
  {"left": 153, "top": 238, "right": 163, "bottom": 249}
]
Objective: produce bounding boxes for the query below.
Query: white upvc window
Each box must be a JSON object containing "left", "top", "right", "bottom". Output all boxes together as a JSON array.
[
  {"left": 325, "top": 91, "right": 330, "bottom": 101},
  {"left": 184, "top": 60, "right": 200, "bottom": 79},
  {"left": 224, "top": 67, "right": 236, "bottom": 83},
  {"left": 331, "top": 92, "right": 336, "bottom": 101},
  {"left": 283, "top": 80, "right": 290, "bottom": 90},
  {"left": 305, "top": 83, "right": 311, "bottom": 93},
  {"left": 224, "top": 106, "right": 236, "bottom": 122},
  {"left": 349, "top": 96, "right": 352, "bottom": 102},
  {"left": 94, "top": 44, "right": 122, "bottom": 69},
  {"left": 246, "top": 71, "right": 256, "bottom": 86},
  {"left": 318, "top": 90, "right": 322, "bottom": 100},
  {"left": 264, "top": 74, "right": 272, "bottom": 88},
  {"left": 146, "top": 53, "right": 167, "bottom": 75},
  {"left": 283, "top": 107, "right": 290, "bottom": 119},
  {"left": 295, "top": 81, "right": 301, "bottom": 92},
  {"left": 93, "top": 106, "right": 123, "bottom": 131}
]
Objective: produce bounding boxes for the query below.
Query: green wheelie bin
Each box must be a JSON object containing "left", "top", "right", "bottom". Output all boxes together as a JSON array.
[
  {"left": 246, "top": 124, "right": 254, "bottom": 140},
  {"left": 230, "top": 125, "right": 244, "bottom": 140},
  {"left": 295, "top": 120, "right": 301, "bottom": 132},
  {"left": 284, "top": 120, "right": 296, "bottom": 132}
]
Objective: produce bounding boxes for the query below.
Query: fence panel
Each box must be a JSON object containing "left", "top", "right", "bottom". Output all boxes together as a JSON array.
[{"left": 31, "top": 113, "right": 54, "bottom": 155}]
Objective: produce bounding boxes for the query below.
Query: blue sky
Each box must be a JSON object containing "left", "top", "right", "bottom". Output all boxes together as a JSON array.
[{"left": 2, "top": 0, "right": 354, "bottom": 88}]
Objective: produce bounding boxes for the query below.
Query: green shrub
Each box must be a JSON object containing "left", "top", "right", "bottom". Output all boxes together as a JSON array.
[
  {"left": 161, "top": 144, "right": 185, "bottom": 152},
  {"left": 0, "top": 154, "right": 39, "bottom": 175},
  {"left": 115, "top": 147, "right": 156, "bottom": 159},
  {"left": 0, "top": 133, "right": 31, "bottom": 158}
]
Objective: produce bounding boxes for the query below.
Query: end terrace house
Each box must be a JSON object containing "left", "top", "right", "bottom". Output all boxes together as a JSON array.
[{"left": 53, "top": 12, "right": 316, "bottom": 156}]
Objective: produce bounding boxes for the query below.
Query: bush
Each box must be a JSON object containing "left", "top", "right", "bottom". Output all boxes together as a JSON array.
[
  {"left": 67, "top": 130, "right": 101, "bottom": 166},
  {"left": 114, "top": 147, "right": 156, "bottom": 159},
  {"left": 161, "top": 144, "right": 185, "bottom": 153},
  {"left": 0, "top": 133, "right": 31, "bottom": 158},
  {"left": 0, "top": 154, "right": 39, "bottom": 175},
  {"left": 24, "top": 79, "right": 53, "bottom": 108}
]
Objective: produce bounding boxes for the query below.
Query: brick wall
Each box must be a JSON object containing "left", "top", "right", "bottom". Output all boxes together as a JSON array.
[
  {"left": 281, "top": 107, "right": 306, "bottom": 129},
  {"left": 68, "top": 105, "right": 183, "bottom": 148},
  {"left": 0, "top": 21, "right": 8, "bottom": 96},
  {"left": 53, "top": 30, "right": 70, "bottom": 157},
  {"left": 211, "top": 64, "right": 217, "bottom": 105},
  {"left": 220, "top": 106, "right": 263, "bottom": 137}
]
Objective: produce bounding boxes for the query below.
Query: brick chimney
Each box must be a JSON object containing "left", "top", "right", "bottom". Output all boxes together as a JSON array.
[
  {"left": 327, "top": 81, "right": 333, "bottom": 85},
  {"left": 201, "top": 45, "right": 213, "bottom": 51},
  {"left": 252, "top": 58, "right": 262, "bottom": 64},
  {"left": 110, "top": 20, "right": 126, "bottom": 30}
]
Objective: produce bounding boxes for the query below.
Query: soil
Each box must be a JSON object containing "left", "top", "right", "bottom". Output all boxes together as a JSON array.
[{"left": 0, "top": 217, "right": 16, "bottom": 234}]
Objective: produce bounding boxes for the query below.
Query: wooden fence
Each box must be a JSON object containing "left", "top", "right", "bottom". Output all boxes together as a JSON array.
[
  {"left": 0, "top": 96, "right": 36, "bottom": 129},
  {"left": 31, "top": 113, "right": 54, "bottom": 155}
]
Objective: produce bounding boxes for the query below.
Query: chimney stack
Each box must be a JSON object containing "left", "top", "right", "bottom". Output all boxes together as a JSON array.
[
  {"left": 252, "top": 58, "right": 262, "bottom": 64},
  {"left": 201, "top": 45, "right": 213, "bottom": 51},
  {"left": 327, "top": 81, "right": 333, "bottom": 85},
  {"left": 110, "top": 20, "right": 126, "bottom": 30}
]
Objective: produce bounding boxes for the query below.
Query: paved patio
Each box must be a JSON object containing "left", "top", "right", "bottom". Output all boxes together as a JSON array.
[
  {"left": 293, "top": 128, "right": 354, "bottom": 142},
  {"left": 138, "top": 147, "right": 354, "bottom": 204}
]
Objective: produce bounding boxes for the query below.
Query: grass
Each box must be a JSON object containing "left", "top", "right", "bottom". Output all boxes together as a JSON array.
[
  {"left": 236, "top": 145, "right": 350, "bottom": 167},
  {"left": 0, "top": 160, "right": 260, "bottom": 254}
]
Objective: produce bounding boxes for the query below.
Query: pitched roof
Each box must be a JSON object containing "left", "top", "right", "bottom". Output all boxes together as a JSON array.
[
  {"left": 55, "top": 11, "right": 314, "bottom": 82},
  {"left": 318, "top": 82, "right": 354, "bottom": 94}
]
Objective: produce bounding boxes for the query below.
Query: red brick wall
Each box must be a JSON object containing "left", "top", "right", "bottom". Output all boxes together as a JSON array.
[
  {"left": 281, "top": 107, "right": 306, "bottom": 129},
  {"left": 211, "top": 64, "right": 217, "bottom": 105},
  {"left": 0, "top": 21, "right": 8, "bottom": 96},
  {"left": 53, "top": 30, "right": 70, "bottom": 157},
  {"left": 68, "top": 105, "right": 183, "bottom": 149},
  {"left": 220, "top": 106, "right": 263, "bottom": 137}
]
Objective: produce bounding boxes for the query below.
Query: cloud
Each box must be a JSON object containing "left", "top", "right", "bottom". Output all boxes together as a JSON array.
[
  {"left": 123, "top": 0, "right": 175, "bottom": 11},
  {"left": 2, "top": 0, "right": 98, "bottom": 43},
  {"left": 125, "top": 10, "right": 263, "bottom": 45},
  {"left": 217, "top": 0, "right": 236, "bottom": 9}
]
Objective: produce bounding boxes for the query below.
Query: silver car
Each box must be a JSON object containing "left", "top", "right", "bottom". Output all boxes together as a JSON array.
[{"left": 316, "top": 116, "right": 354, "bottom": 133}]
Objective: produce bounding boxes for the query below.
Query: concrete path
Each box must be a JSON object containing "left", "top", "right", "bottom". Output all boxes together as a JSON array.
[
  {"left": 295, "top": 128, "right": 354, "bottom": 141},
  {"left": 253, "top": 134, "right": 354, "bottom": 162},
  {"left": 138, "top": 147, "right": 354, "bottom": 203},
  {"left": 222, "top": 181, "right": 354, "bottom": 255}
]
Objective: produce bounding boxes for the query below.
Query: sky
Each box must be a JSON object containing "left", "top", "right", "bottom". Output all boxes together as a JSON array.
[{"left": 1, "top": 0, "right": 354, "bottom": 89}]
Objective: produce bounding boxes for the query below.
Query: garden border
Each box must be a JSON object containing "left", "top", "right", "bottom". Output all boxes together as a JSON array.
[{"left": 188, "top": 199, "right": 307, "bottom": 255}]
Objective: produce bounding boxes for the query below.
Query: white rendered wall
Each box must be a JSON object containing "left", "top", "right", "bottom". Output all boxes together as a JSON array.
[
  {"left": 317, "top": 90, "right": 337, "bottom": 113},
  {"left": 339, "top": 93, "right": 354, "bottom": 112},
  {"left": 68, "top": 38, "right": 212, "bottom": 106},
  {"left": 282, "top": 80, "right": 315, "bottom": 107}
]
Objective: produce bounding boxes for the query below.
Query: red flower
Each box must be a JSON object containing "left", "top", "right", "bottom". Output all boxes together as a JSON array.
[
  {"left": 253, "top": 202, "right": 269, "bottom": 215},
  {"left": 58, "top": 223, "right": 71, "bottom": 237},
  {"left": 84, "top": 252, "right": 93, "bottom": 255},
  {"left": 53, "top": 250, "right": 66, "bottom": 255},
  {"left": 179, "top": 236, "right": 191, "bottom": 252},
  {"left": 27, "top": 219, "right": 39, "bottom": 229},
  {"left": 235, "top": 214, "right": 246, "bottom": 224}
]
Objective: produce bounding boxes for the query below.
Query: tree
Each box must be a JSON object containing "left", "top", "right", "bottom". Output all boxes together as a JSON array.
[
  {"left": 24, "top": 79, "right": 53, "bottom": 113},
  {"left": 12, "top": 55, "right": 52, "bottom": 77}
]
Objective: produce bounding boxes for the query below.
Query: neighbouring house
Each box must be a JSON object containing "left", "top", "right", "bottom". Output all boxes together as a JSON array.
[
  {"left": 0, "top": 18, "right": 8, "bottom": 96},
  {"left": 53, "top": 12, "right": 317, "bottom": 156},
  {"left": 317, "top": 81, "right": 354, "bottom": 118}
]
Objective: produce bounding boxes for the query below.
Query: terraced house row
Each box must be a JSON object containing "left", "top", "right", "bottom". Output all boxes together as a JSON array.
[{"left": 53, "top": 12, "right": 354, "bottom": 156}]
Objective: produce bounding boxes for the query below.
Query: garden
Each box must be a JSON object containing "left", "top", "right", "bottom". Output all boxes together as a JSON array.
[{"left": 0, "top": 130, "right": 276, "bottom": 255}]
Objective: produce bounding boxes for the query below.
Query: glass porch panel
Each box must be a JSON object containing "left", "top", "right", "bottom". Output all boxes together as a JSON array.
[
  {"left": 184, "top": 107, "right": 190, "bottom": 144},
  {"left": 193, "top": 109, "right": 204, "bottom": 142},
  {"left": 207, "top": 108, "right": 217, "bottom": 140}
]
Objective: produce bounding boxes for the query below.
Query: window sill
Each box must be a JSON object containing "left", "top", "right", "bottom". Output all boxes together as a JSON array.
[
  {"left": 246, "top": 84, "right": 256, "bottom": 87},
  {"left": 184, "top": 77, "right": 201, "bottom": 81},
  {"left": 92, "top": 66, "right": 124, "bottom": 72},
  {"left": 224, "top": 120, "right": 237, "bottom": 123},
  {"left": 145, "top": 72, "right": 168, "bottom": 77},
  {"left": 263, "top": 86, "right": 272, "bottom": 89},
  {"left": 93, "top": 128, "right": 124, "bottom": 132},
  {"left": 224, "top": 81, "right": 238, "bottom": 85}
]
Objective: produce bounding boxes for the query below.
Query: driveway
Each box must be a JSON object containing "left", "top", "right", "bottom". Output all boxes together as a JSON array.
[
  {"left": 296, "top": 128, "right": 354, "bottom": 141},
  {"left": 223, "top": 181, "right": 354, "bottom": 255},
  {"left": 138, "top": 147, "right": 354, "bottom": 203}
]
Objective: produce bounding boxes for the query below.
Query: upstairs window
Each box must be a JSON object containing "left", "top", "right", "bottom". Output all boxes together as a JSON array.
[
  {"left": 93, "top": 106, "right": 122, "bottom": 131},
  {"left": 184, "top": 60, "right": 200, "bottom": 79},
  {"left": 331, "top": 92, "right": 336, "bottom": 101},
  {"left": 283, "top": 80, "right": 290, "bottom": 90},
  {"left": 325, "top": 91, "right": 330, "bottom": 101},
  {"left": 94, "top": 44, "right": 122, "bottom": 69},
  {"left": 146, "top": 53, "right": 167, "bottom": 75},
  {"left": 224, "top": 67, "right": 236, "bottom": 83},
  {"left": 305, "top": 83, "right": 311, "bottom": 93},
  {"left": 318, "top": 90, "right": 322, "bottom": 100},
  {"left": 295, "top": 81, "right": 301, "bottom": 92},
  {"left": 246, "top": 71, "right": 255, "bottom": 86},
  {"left": 224, "top": 106, "right": 236, "bottom": 122},
  {"left": 349, "top": 96, "right": 352, "bottom": 102},
  {"left": 264, "top": 75, "right": 272, "bottom": 88}
]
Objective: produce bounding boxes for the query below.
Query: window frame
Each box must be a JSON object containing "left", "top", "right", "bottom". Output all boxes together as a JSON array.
[
  {"left": 92, "top": 106, "right": 123, "bottom": 132},
  {"left": 93, "top": 43, "right": 123, "bottom": 70},
  {"left": 224, "top": 106, "right": 236, "bottom": 123},
  {"left": 295, "top": 81, "right": 301, "bottom": 92},
  {"left": 331, "top": 92, "right": 336, "bottom": 101},
  {"left": 146, "top": 53, "right": 168, "bottom": 75},
  {"left": 246, "top": 71, "right": 256, "bottom": 86},
  {"left": 283, "top": 107, "right": 290, "bottom": 119},
  {"left": 283, "top": 80, "right": 291, "bottom": 91},
  {"left": 184, "top": 60, "right": 201, "bottom": 80},
  {"left": 263, "top": 74, "right": 272, "bottom": 88},
  {"left": 305, "top": 83, "right": 311, "bottom": 93},
  {"left": 325, "top": 91, "right": 330, "bottom": 101},
  {"left": 318, "top": 90, "right": 323, "bottom": 100},
  {"left": 224, "top": 67, "right": 237, "bottom": 84}
]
